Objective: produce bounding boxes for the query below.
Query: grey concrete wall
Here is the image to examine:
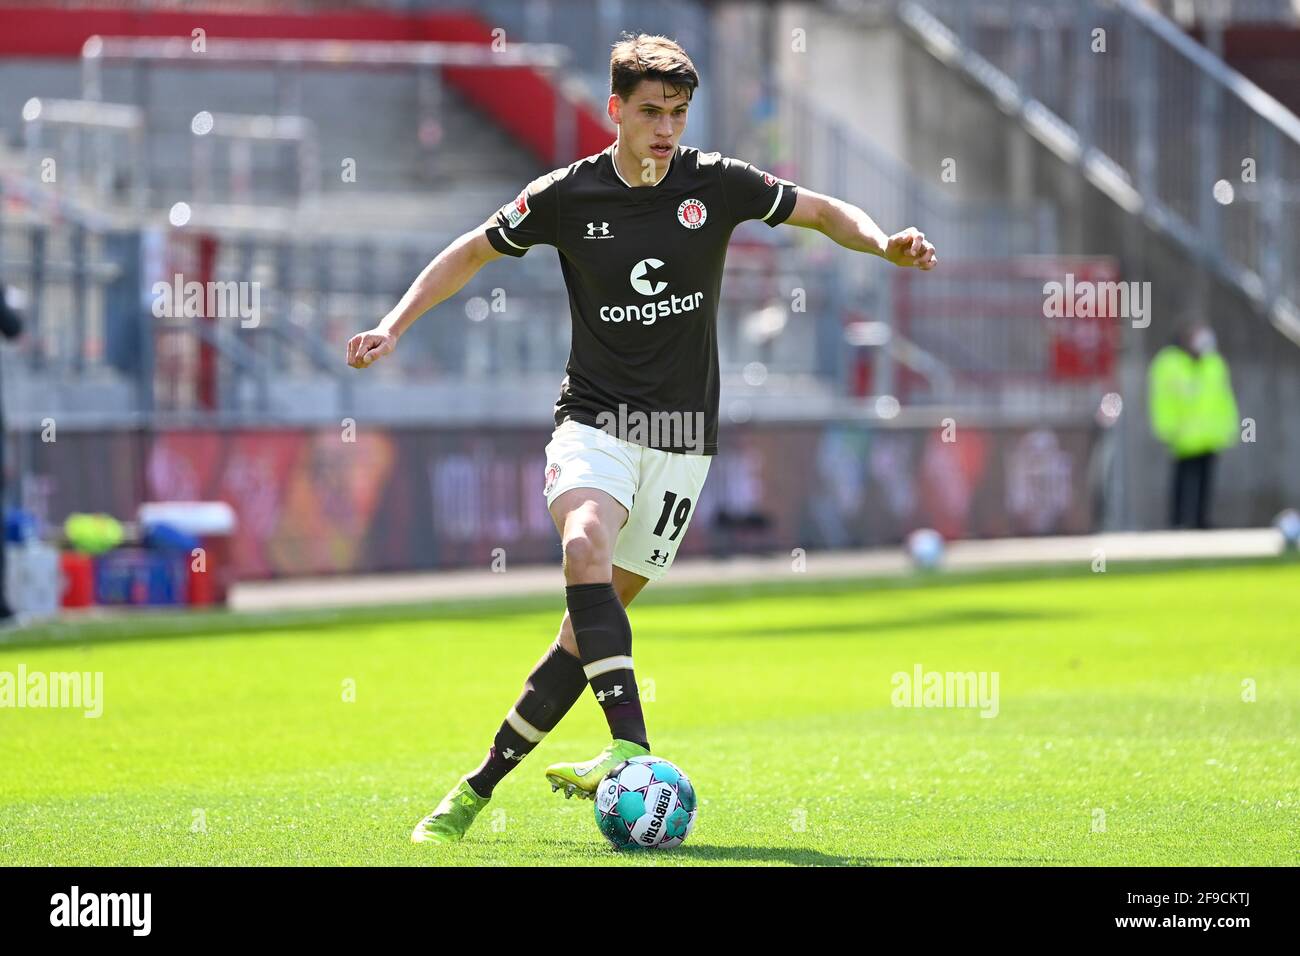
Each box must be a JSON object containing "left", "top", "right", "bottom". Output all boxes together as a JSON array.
[{"left": 773, "top": 4, "right": 910, "bottom": 168}]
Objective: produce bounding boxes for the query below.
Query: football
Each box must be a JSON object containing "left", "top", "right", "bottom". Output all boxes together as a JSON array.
[
  {"left": 906, "top": 527, "right": 945, "bottom": 570},
  {"left": 1274, "top": 508, "right": 1300, "bottom": 550},
  {"left": 594, "top": 755, "right": 697, "bottom": 850}
]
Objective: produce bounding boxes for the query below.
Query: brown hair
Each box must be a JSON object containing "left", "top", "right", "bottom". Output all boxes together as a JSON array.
[{"left": 609, "top": 33, "right": 699, "bottom": 102}]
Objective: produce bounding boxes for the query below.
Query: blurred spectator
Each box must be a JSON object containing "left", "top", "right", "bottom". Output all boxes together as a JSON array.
[
  {"left": 0, "top": 286, "right": 21, "bottom": 621},
  {"left": 1147, "top": 322, "right": 1239, "bottom": 529}
]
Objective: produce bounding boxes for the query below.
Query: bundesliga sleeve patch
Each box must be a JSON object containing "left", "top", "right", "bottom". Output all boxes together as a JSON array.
[{"left": 505, "top": 190, "right": 531, "bottom": 229}]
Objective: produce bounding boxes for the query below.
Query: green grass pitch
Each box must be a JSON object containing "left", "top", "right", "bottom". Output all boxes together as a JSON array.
[{"left": 1, "top": 559, "right": 1296, "bottom": 866}]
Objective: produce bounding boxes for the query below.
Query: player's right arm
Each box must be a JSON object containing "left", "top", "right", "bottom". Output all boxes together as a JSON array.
[
  {"left": 346, "top": 223, "right": 502, "bottom": 369},
  {"left": 347, "top": 170, "right": 560, "bottom": 369}
]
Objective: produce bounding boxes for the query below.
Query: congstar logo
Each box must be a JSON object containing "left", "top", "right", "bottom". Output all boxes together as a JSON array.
[
  {"left": 600, "top": 258, "right": 703, "bottom": 326},
  {"left": 629, "top": 258, "right": 667, "bottom": 295}
]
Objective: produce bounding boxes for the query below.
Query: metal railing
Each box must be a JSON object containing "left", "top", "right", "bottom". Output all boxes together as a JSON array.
[
  {"left": 734, "top": 82, "right": 1070, "bottom": 412},
  {"left": 184, "top": 225, "right": 846, "bottom": 394},
  {"left": 886, "top": 257, "right": 1122, "bottom": 415},
  {"left": 80, "top": 34, "right": 582, "bottom": 175},
  {"left": 20, "top": 97, "right": 147, "bottom": 208},
  {"left": 896, "top": 0, "right": 1300, "bottom": 344},
  {"left": 768, "top": 86, "right": 1059, "bottom": 260},
  {"left": 0, "top": 173, "right": 124, "bottom": 381},
  {"left": 188, "top": 111, "right": 319, "bottom": 208},
  {"left": 2, "top": 0, "right": 1145, "bottom": 423},
  {"left": 21, "top": 98, "right": 318, "bottom": 210},
  {"left": 1148, "top": 0, "right": 1299, "bottom": 24}
]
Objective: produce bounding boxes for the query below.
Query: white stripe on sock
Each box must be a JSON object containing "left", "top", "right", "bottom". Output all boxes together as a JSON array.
[
  {"left": 505, "top": 707, "right": 546, "bottom": 744},
  {"left": 583, "top": 655, "right": 634, "bottom": 680}
]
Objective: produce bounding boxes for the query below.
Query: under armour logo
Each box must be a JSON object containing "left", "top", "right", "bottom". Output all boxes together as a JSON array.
[
  {"left": 584, "top": 221, "right": 612, "bottom": 238},
  {"left": 648, "top": 549, "right": 669, "bottom": 566},
  {"left": 595, "top": 685, "right": 623, "bottom": 702},
  {"left": 502, "top": 748, "right": 524, "bottom": 761}
]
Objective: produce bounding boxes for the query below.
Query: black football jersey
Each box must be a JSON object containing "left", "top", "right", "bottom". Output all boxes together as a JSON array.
[{"left": 484, "top": 143, "right": 799, "bottom": 455}]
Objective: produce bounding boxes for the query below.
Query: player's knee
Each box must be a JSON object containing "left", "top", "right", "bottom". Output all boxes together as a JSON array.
[{"left": 561, "top": 528, "right": 611, "bottom": 578}]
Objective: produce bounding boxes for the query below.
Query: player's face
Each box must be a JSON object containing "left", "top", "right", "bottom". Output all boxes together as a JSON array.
[{"left": 610, "top": 79, "right": 690, "bottom": 172}]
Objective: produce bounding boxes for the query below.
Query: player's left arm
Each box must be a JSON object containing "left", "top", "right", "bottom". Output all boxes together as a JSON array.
[{"left": 785, "top": 189, "right": 938, "bottom": 270}]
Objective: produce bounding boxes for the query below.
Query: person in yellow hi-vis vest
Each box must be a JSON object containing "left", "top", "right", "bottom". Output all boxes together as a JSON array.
[{"left": 1148, "top": 322, "right": 1239, "bottom": 529}]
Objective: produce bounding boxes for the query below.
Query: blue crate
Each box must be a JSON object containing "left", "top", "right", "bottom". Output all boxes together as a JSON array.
[{"left": 94, "top": 548, "right": 189, "bottom": 606}]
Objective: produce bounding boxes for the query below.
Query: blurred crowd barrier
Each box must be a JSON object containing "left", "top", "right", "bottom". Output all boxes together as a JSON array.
[{"left": 8, "top": 419, "right": 1103, "bottom": 579}]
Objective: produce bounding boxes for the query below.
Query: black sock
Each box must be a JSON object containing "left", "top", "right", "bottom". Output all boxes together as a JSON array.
[
  {"left": 565, "top": 582, "right": 650, "bottom": 752},
  {"left": 466, "top": 637, "right": 588, "bottom": 798}
]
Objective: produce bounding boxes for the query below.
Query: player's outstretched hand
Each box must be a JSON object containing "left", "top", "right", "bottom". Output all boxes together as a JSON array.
[
  {"left": 883, "top": 228, "right": 938, "bottom": 270},
  {"left": 347, "top": 328, "right": 398, "bottom": 369}
]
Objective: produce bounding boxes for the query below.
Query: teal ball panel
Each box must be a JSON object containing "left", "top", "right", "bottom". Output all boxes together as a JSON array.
[{"left": 616, "top": 790, "right": 646, "bottom": 826}]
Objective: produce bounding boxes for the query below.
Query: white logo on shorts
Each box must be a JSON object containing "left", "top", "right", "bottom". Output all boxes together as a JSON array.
[{"left": 543, "top": 462, "right": 561, "bottom": 496}]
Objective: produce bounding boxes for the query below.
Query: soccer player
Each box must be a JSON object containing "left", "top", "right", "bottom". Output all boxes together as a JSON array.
[{"left": 345, "top": 34, "right": 937, "bottom": 844}]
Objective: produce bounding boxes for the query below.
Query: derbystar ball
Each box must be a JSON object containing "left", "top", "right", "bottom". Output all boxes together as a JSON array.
[{"left": 594, "top": 755, "right": 697, "bottom": 851}]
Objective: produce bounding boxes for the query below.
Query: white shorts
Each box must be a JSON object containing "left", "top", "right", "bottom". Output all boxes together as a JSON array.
[{"left": 542, "top": 420, "right": 712, "bottom": 581}]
